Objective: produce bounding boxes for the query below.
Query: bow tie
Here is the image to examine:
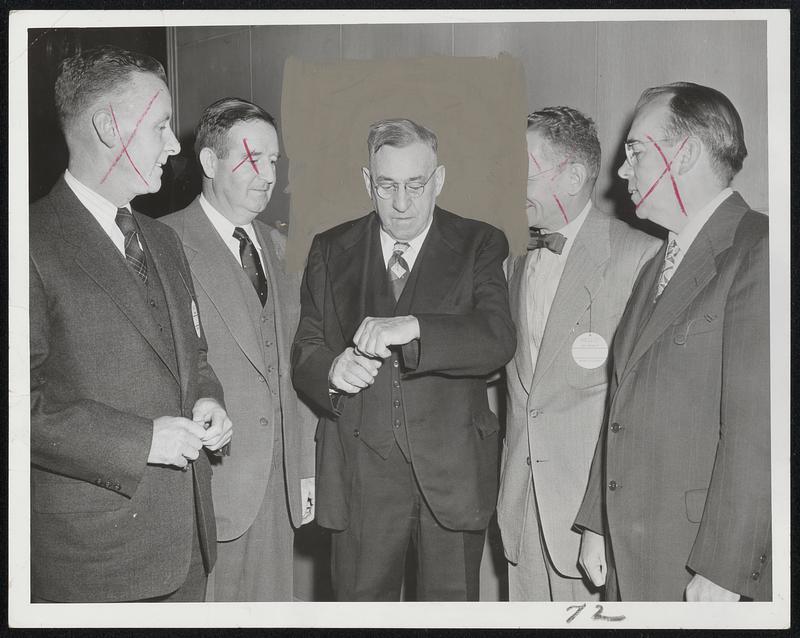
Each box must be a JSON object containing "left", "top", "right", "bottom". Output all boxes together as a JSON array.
[{"left": 527, "top": 228, "right": 566, "bottom": 254}]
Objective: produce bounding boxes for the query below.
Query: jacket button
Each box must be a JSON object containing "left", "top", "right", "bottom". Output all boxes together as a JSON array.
[
  {"left": 751, "top": 570, "right": 760, "bottom": 580},
  {"left": 353, "top": 429, "right": 360, "bottom": 438},
  {"left": 393, "top": 380, "right": 400, "bottom": 388},
  {"left": 393, "top": 400, "right": 400, "bottom": 408},
  {"left": 259, "top": 417, "right": 269, "bottom": 426},
  {"left": 760, "top": 554, "right": 767, "bottom": 563},
  {"left": 265, "top": 340, "right": 272, "bottom": 347},
  {"left": 393, "top": 360, "right": 399, "bottom": 368},
  {"left": 394, "top": 419, "right": 401, "bottom": 428},
  {"left": 529, "top": 409, "right": 540, "bottom": 418},
  {"left": 610, "top": 422, "right": 622, "bottom": 433},
  {"left": 114, "top": 483, "right": 121, "bottom": 491},
  {"left": 526, "top": 456, "right": 531, "bottom": 466},
  {"left": 257, "top": 375, "right": 265, "bottom": 383},
  {"left": 95, "top": 478, "right": 103, "bottom": 486},
  {"left": 608, "top": 480, "right": 618, "bottom": 491}
]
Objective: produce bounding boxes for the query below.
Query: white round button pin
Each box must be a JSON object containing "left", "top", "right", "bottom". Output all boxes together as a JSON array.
[{"left": 571, "top": 331, "right": 608, "bottom": 369}]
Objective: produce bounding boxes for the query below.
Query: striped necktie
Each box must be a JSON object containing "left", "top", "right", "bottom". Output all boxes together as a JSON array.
[{"left": 115, "top": 208, "right": 148, "bottom": 284}]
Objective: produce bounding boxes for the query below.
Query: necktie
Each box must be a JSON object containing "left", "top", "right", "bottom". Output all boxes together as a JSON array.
[
  {"left": 655, "top": 239, "right": 680, "bottom": 300},
  {"left": 233, "top": 227, "right": 268, "bottom": 306},
  {"left": 528, "top": 228, "right": 566, "bottom": 254},
  {"left": 387, "top": 241, "right": 411, "bottom": 301},
  {"left": 115, "top": 208, "right": 148, "bottom": 284}
]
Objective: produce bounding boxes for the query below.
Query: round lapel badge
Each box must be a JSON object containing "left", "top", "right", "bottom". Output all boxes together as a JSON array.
[{"left": 571, "top": 331, "right": 608, "bottom": 369}]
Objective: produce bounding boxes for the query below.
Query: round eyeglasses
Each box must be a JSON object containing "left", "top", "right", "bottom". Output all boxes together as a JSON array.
[{"left": 370, "top": 168, "right": 437, "bottom": 200}]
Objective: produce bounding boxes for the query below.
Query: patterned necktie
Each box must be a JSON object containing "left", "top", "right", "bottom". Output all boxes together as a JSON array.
[
  {"left": 115, "top": 208, "right": 148, "bottom": 284},
  {"left": 233, "top": 227, "right": 268, "bottom": 306},
  {"left": 387, "top": 241, "right": 411, "bottom": 301},
  {"left": 655, "top": 239, "right": 680, "bottom": 300},
  {"left": 527, "top": 228, "right": 566, "bottom": 254}
]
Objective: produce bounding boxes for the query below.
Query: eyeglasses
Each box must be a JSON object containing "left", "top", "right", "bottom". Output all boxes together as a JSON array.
[
  {"left": 370, "top": 168, "right": 437, "bottom": 200},
  {"left": 624, "top": 137, "right": 677, "bottom": 166}
]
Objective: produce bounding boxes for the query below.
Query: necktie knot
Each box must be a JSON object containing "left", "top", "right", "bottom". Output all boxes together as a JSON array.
[
  {"left": 393, "top": 241, "right": 410, "bottom": 256},
  {"left": 115, "top": 207, "right": 137, "bottom": 236},
  {"left": 527, "top": 228, "right": 566, "bottom": 254},
  {"left": 233, "top": 226, "right": 252, "bottom": 245}
]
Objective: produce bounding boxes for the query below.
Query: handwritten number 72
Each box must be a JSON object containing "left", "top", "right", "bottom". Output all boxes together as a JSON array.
[{"left": 565, "top": 603, "right": 626, "bottom": 623}]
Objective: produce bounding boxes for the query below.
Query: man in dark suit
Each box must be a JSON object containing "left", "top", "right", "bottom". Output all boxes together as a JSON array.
[
  {"left": 575, "top": 82, "right": 771, "bottom": 601},
  {"left": 292, "top": 118, "right": 516, "bottom": 601},
  {"left": 162, "top": 98, "right": 317, "bottom": 601},
  {"left": 30, "top": 45, "right": 231, "bottom": 602},
  {"left": 497, "top": 107, "right": 659, "bottom": 601}
]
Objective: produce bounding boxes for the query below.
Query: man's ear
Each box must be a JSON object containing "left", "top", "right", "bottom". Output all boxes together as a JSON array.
[
  {"left": 565, "top": 162, "right": 587, "bottom": 196},
  {"left": 361, "top": 167, "right": 373, "bottom": 199},
  {"left": 675, "top": 136, "right": 702, "bottom": 176},
  {"left": 433, "top": 164, "right": 446, "bottom": 197},
  {"left": 91, "top": 109, "right": 117, "bottom": 149},
  {"left": 199, "top": 147, "right": 218, "bottom": 180}
]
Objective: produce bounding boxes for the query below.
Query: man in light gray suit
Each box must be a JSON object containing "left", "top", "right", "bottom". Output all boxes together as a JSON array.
[
  {"left": 163, "top": 98, "right": 316, "bottom": 601},
  {"left": 496, "top": 107, "right": 659, "bottom": 601}
]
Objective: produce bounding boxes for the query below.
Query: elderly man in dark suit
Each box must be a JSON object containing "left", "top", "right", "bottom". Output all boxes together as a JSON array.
[
  {"left": 575, "top": 82, "right": 771, "bottom": 601},
  {"left": 30, "top": 45, "right": 231, "bottom": 602},
  {"left": 292, "top": 118, "right": 516, "bottom": 601},
  {"left": 163, "top": 98, "right": 317, "bottom": 601}
]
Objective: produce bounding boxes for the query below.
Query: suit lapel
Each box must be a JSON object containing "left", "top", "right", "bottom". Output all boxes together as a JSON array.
[
  {"left": 532, "top": 209, "right": 609, "bottom": 389},
  {"left": 57, "top": 185, "right": 180, "bottom": 384},
  {"left": 508, "top": 253, "right": 534, "bottom": 393},
  {"left": 621, "top": 195, "right": 746, "bottom": 377},
  {"left": 179, "top": 201, "right": 267, "bottom": 378},
  {"left": 327, "top": 214, "right": 381, "bottom": 342}
]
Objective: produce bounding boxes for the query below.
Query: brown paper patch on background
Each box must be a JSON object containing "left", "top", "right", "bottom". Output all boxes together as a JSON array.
[{"left": 281, "top": 54, "right": 528, "bottom": 272}]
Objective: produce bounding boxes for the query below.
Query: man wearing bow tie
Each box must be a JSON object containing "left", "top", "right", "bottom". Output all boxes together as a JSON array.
[
  {"left": 292, "top": 118, "right": 516, "bottom": 600},
  {"left": 496, "top": 107, "right": 659, "bottom": 600}
]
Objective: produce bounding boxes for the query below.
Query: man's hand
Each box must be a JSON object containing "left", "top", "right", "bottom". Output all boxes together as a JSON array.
[
  {"left": 300, "top": 477, "right": 315, "bottom": 525},
  {"left": 353, "top": 316, "right": 420, "bottom": 358},
  {"left": 685, "top": 574, "right": 740, "bottom": 601},
  {"left": 192, "top": 397, "right": 233, "bottom": 453},
  {"left": 578, "top": 529, "right": 607, "bottom": 588},
  {"left": 148, "top": 416, "right": 207, "bottom": 468},
  {"left": 329, "top": 347, "right": 382, "bottom": 394}
]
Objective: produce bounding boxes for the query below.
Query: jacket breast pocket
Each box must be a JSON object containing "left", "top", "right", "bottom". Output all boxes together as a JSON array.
[
  {"left": 32, "top": 476, "right": 128, "bottom": 514},
  {"left": 672, "top": 312, "right": 721, "bottom": 346}
]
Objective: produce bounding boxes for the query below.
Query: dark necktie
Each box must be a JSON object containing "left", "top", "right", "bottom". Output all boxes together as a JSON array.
[
  {"left": 115, "top": 208, "right": 148, "bottom": 283},
  {"left": 527, "top": 228, "right": 566, "bottom": 254},
  {"left": 387, "top": 241, "right": 411, "bottom": 301},
  {"left": 233, "top": 227, "right": 268, "bottom": 306}
]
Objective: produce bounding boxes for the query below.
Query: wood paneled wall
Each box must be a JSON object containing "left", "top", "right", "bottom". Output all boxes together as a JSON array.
[{"left": 169, "top": 20, "right": 768, "bottom": 602}]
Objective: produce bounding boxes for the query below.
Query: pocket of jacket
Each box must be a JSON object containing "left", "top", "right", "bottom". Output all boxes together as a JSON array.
[
  {"left": 32, "top": 476, "right": 128, "bottom": 514},
  {"left": 473, "top": 410, "right": 500, "bottom": 440},
  {"left": 684, "top": 488, "right": 708, "bottom": 523}
]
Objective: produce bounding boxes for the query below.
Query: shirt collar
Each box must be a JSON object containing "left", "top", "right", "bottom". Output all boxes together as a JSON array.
[
  {"left": 669, "top": 187, "right": 733, "bottom": 253},
  {"left": 379, "top": 212, "right": 434, "bottom": 265},
  {"left": 64, "top": 169, "right": 127, "bottom": 217},
  {"left": 199, "top": 193, "right": 261, "bottom": 249}
]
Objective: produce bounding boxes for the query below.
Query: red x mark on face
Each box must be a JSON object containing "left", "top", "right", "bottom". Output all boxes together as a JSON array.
[
  {"left": 100, "top": 90, "right": 162, "bottom": 186},
  {"left": 529, "top": 151, "right": 571, "bottom": 224},
  {"left": 231, "top": 138, "right": 260, "bottom": 174},
  {"left": 635, "top": 135, "right": 690, "bottom": 216}
]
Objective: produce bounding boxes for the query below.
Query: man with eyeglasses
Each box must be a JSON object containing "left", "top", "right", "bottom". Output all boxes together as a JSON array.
[
  {"left": 292, "top": 118, "right": 516, "bottom": 600},
  {"left": 575, "top": 82, "right": 771, "bottom": 601},
  {"left": 496, "top": 107, "right": 658, "bottom": 602}
]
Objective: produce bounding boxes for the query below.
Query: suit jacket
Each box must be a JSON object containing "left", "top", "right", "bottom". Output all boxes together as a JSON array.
[
  {"left": 575, "top": 192, "right": 771, "bottom": 601},
  {"left": 292, "top": 207, "right": 516, "bottom": 532},
  {"left": 162, "top": 198, "right": 316, "bottom": 537},
  {"left": 497, "top": 207, "right": 659, "bottom": 577},
  {"left": 29, "top": 177, "right": 224, "bottom": 602}
]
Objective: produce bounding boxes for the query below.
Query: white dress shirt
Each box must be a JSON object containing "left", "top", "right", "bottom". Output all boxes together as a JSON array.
[
  {"left": 378, "top": 215, "right": 433, "bottom": 270},
  {"left": 668, "top": 187, "right": 733, "bottom": 273},
  {"left": 526, "top": 200, "right": 592, "bottom": 369},
  {"left": 199, "top": 194, "right": 266, "bottom": 270},
  {"left": 64, "top": 169, "right": 134, "bottom": 255}
]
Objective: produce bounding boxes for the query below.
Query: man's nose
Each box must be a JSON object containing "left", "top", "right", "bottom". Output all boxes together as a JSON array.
[
  {"left": 392, "top": 186, "right": 412, "bottom": 212},
  {"left": 255, "top": 158, "right": 276, "bottom": 183},
  {"left": 165, "top": 126, "right": 180, "bottom": 156},
  {"left": 618, "top": 158, "right": 632, "bottom": 179}
]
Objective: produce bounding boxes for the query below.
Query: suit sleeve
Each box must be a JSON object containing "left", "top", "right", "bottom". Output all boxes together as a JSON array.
[
  {"left": 401, "top": 225, "right": 516, "bottom": 375},
  {"left": 686, "top": 230, "right": 771, "bottom": 599},
  {"left": 291, "top": 235, "right": 342, "bottom": 416},
  {"left": 30, "top": 257, "right": 151, "bottom": 498},
  {"left": 573, "top": 407, "right": 608, "bottom": 536}
]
